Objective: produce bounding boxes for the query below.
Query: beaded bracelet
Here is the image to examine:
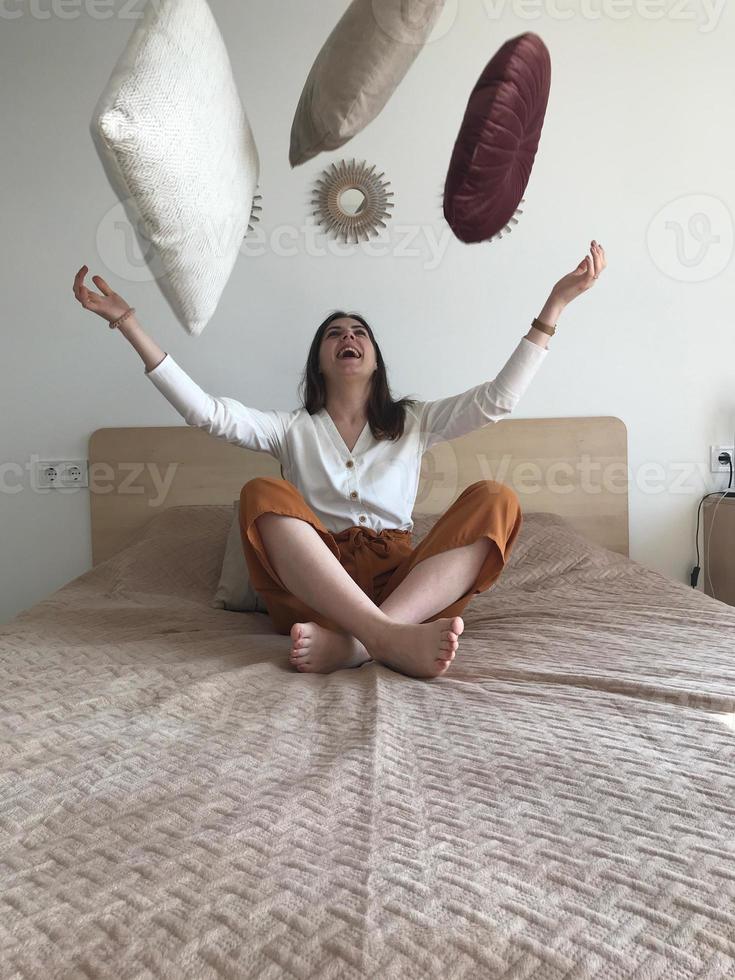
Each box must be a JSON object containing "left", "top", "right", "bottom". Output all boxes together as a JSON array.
[{"left": 109, "top": 307, "right": 136, "bottom": 330}]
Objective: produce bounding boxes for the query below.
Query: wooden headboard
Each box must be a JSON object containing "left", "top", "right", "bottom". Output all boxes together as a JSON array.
[{"left": 88, "top": 416, "right": 629, "bottom": 565}]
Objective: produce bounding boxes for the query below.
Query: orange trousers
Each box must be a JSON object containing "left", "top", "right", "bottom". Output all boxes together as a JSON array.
[{"left": 238, "top": 477, "right": 522, "bottom": 636}]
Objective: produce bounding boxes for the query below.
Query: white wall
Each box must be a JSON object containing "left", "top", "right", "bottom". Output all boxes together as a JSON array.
[{"left": 2, "top": 0, "right": 734, "bottom": 625}]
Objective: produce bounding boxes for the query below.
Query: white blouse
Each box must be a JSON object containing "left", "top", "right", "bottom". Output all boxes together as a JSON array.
[{"left": 144, "top": 336, "right": 548, "bottom": 534}]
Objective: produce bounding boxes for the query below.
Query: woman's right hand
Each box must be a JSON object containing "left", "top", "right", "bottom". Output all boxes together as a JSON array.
[{"left": 72, "top": 265, "right": 131, "bottom": 324}]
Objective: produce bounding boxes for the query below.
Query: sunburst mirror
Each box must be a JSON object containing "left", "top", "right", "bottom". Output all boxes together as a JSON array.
[
  {"left": 244, "top": 185, "right": 263, "bottom": 238},
  {"left": 311, "top": 159, "right": 394, "bottom": 244}
]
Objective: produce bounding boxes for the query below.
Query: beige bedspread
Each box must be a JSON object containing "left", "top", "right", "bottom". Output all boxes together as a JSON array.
[{"left": 2, "top": 505, "right": 735, "bottom": 979}]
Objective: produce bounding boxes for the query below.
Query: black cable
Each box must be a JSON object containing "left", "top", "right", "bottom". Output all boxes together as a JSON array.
[{"left": 691, "top": 452, "right": 734, "bottom": 587}]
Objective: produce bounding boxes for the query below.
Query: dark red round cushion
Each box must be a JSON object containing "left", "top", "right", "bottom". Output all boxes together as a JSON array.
[{"left": 443, "top": 33, "right": 551, "bottom": 244}]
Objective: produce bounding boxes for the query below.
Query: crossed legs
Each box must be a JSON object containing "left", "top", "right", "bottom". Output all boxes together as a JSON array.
[{"left": 254, "top": 512, "right": 493, "bottom": 679}]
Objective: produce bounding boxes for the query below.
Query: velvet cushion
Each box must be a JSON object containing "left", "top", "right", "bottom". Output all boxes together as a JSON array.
[
  {"left": 290, "top": 0, "right": 446, "bottom": 167},
  {"left": 443, "top": 32, "right": 551, "bottom": 244},
  {"left": 90, "top": 0, "right": 259, "bottom": 336}
]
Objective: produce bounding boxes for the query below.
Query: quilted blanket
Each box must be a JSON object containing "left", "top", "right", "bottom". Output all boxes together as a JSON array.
[{"left": 2, "top": 505, "right": 735, "bottom": 979}]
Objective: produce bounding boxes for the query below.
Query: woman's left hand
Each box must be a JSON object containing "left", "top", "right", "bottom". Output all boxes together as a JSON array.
[{"left": 550, "top": 240, "right": 607, "bottom": 308}]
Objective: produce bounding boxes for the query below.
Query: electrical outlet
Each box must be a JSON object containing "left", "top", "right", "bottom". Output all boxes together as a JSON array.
[
  {"left": 710, "top": 445, "right": 735, "bottom": 474},
  {"left": 35, "top": 459, "right": 89, "bottom": 489}
]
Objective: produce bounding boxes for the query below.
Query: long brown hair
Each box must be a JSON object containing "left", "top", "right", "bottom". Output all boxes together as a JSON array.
[{"left": 298, "top": 311, "right": 419, "bottom": 442}]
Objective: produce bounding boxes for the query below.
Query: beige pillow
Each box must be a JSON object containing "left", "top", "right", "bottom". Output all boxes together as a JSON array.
[
  {"left": 213, "top": 504, "right": 436, "bottom": 614},
  {"left": 289, "top": 0, "right": 446, "bottom": 166},
  {"left": 212, "top": 500, "right": 269, "bottom": 613}
]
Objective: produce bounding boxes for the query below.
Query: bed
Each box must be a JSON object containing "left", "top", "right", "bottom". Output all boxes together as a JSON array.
[{"left": 2, "top": 416, "right": 735, "bottom": 979}]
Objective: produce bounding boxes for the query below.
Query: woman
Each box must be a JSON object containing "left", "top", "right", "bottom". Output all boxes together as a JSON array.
[{"left": 73, "top": 240, "right": 606, "bottom": 680}]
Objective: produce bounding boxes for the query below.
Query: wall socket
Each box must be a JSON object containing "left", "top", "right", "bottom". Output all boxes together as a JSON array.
[
  {"left": 710, "top": 446, "right": 735, "bottom": 474},
  {"left": 35, "top": 459, "right": 89, "bottom": 489}
]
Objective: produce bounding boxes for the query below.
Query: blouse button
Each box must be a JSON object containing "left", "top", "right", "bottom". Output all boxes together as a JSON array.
[
  {"left": 359, "top": 515, "right": 367, "bottom": 523},
  {"left": 346, "top": 460, "right": 354, "bottom": 468},
  {"left": 350, "top": 491, "right": 358, "bottom": 499}
]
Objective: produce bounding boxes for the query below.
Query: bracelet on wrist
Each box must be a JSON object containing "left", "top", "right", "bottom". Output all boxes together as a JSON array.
[
  {"left": 531, "top": 316, "right": 556, "bottom": 337},
  {"left": 109, "top": 307, "right": 136, "bottom": 330}
]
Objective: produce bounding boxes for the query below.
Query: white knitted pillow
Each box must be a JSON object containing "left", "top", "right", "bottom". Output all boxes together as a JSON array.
[{"left": 90, "top": 0, "right": 259, "bottom": 337}]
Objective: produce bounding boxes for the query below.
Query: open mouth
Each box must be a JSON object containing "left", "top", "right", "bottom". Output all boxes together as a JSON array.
[{"left": 337, "top": 347, "right": 362, "bottom": 360}]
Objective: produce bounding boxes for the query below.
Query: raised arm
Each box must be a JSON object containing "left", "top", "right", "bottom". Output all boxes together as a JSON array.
[
  {"left": 419, "top": 240, "right": 607, "bottom": 449},
  {"left": 72, "top": 263, "right": 168, "bottom": 370},
  {"left": 118, "top": 311, "right": 167, "bottom": 374},
  {"left": 418, "top": 335, "right": 548, "bottom": 449},
  {"left": 72, "top": 265, "right": 287, "bottom": 458}
]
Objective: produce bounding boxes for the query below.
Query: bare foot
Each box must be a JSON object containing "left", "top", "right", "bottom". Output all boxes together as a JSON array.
[
  {"left": 367, "top": 616, "right": 464, "bottom": 679},
  {"left": 289, "top": 621, "right": 373, "bottom": 674}
]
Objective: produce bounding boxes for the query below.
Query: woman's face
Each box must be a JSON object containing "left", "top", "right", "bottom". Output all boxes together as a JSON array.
[{"left": 318, "top": 317, "right": 378, "bottom": 382}]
